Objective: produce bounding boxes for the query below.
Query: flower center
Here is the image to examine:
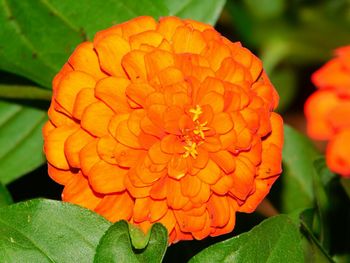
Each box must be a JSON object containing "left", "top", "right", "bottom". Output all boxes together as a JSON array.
[{"left": 182, "top": 105, "right": 210, "bottom": 159}]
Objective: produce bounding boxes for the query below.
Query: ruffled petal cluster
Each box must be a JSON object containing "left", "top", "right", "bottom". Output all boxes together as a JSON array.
[
  {"left": 305, "top": 46, "right": 350, "bottom": 177},
  {"left": 43, "top": 16, "right": 283, "bottom": 243}
]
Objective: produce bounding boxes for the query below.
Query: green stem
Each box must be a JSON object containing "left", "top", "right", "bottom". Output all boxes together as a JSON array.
[{"left": 0, "top": 84, "right": 52, "bottom": 101}]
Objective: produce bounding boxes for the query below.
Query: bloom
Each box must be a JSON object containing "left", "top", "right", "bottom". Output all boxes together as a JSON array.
[
  {"left": 305, "top": 46, "right": 350, "bottom": 177},
  {"left": 43, "top": 16, "right": 283, "bottom": 243}
]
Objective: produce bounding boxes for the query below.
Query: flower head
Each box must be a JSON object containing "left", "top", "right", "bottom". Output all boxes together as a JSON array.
[
  {"left": 43, "top": 16, "right": 283, "bottom": 243},
  {"left": 305, "top": 46, "right": 350, "bottom": 177}
]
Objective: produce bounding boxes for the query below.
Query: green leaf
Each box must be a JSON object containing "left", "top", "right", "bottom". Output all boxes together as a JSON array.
[
  {"left": 0, "top": 0, "right": 168, "bottom": 88},
  {"left": 299, "top": 210, "right": 334, "bottom": 263},
  {"left": 189, "top": 215, "right": 304, "bottom": 263},
  {"left": 128, "top": 223, "right": 151, "bottom": 250},
  {"left": 94, "top": 221, "right": 168, "bottom": 263},
  {"left": 269, "top": 67, "right": 297, "bottom": 112},
  {"left": 0, "top": 183, "right": 13, "bottom": 207},
  {"left": 0, "top": 100, "right": 47, "bottom": 185},
  {"left": 281, "top": 125, "right": 321, "bottom": 213},
  {"left": 0, "top": 198, "right": 112, "bottom": 262},
  {"left": 164, "top": 0, "right": 226, "bottom": 25},
  {"left": 340, "top": 178, "right": 350, "bottom": 200}
]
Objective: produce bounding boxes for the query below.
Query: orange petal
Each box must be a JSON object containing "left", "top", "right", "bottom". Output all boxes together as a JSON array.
[
  {"left": 201, "top": 136, "right": 222, "bottom": 153},
  {"left": 140, "top": 115, "right": 165, "bottom": 138},
  {"left": 42, "top": 121, "right": 55, "bottom": 138},
  {"left": 95, "top": 77, "right": 131, "bottom": 113},
  {"left": 210, "top": 150, "right": 236, "bottom": 174},
  {"left": 172, "top": 26, "right": 206, "bottom": 54},
  {"left": 168, "top": 154, "right": 188, "bottom": 180},
  {"left": 232, "top": 47, "right": 262, "bottom": 81},
  {"left": 201, "top": 40, "right": 231, "bottom": 71},
  {"left": 192, "top": 148, "right": 209, "bottom": 169},
  {"left": 258, "top": 143, "right": 282, "bottom": 179},
  {"left": 174, "top": 210, "right": 207, "bottom": 233},
  {"left": 180, "top": 174, "right": 202, "bottom": 198},
  {"left": 156, "top": 67, "right": 184, "bottom": 87},
  {"left": 305, "top": 90, "right": 338, "bottom": 140},
  {"left": 326, "top": 129, "right": 350, "bottom": 177},
  {"left": 68, "top": 42, "right": 107, "bottom": 80},
  {"left": 166, "top": 178, "right": 190, "bottom": 209},
  {"left": 184, "top": 19, "right": 213, "bottom": 32},
  {"left": 88, "top": 160, "right": 127, "bottom": 194},
  {"left": 216, "top": 57, "right": 251, "bottom": 84},
  {"left": 150, "top": 199, "right": 168, "bottom": 222},
  {"left": 108, "top": 113, "right": 129, "bottom": 139},
  {"left": 150, "top": 176, "right": 168, "bottom": 200},
  {"left": 219, "top": 128, "right": 237, "bottom": 150},
  {"left": 121, "top": 50, "right": 147, "bottom": 81},
  {"left": 239, "top": 137, "right": 262, "bottom": 166},
  {"left": 81, "top": 101, "right": 114, "bottom": 137},
  {"left": 136, "top": 156, "right": 167, "bottom": 184},
  {"left": 94, "top": 34, "right": 130, "bottom": 77},
  {"left": 329, "top": 103, "right": 350, "bottom": 130},
  {"left": 55, "top": 71, "right": 96, "bottom": 114},
  {"left": 130, "top": 30, "right": 163, "bottom": 50},
  {"left": 44, "top": 125, "right": 78, "bottom": 169},
  {"left": 79, "top": 140, "right": 100, "bottom": 176},
  {"left": 197, "top": 159, "right": 221, "bottom": 184},
  {"left": 157, "top": 209, "right": 176, "bottom": 234},
  {"left": 72, "top": 88, "right": 98, "bottom": 120},
  {"left": 145, "top": 49, "right": 175, "bottom": 79},
  {"left": 47, "top": 164, "right": 74, "bottom": 185},
  {"left": 211, "top": 175, "right": 234, "bottom": 195},
  {"left": 133, "top": 197, "right": 151, "bottom": 223},
  {"left": 199, "top": 92, "right": 224, "bottom": 114},
  {"left": 148, "top": 141, "right": 172, "bottom": 164},
  {"left": 114, "top": 142, "right": 145, "bottom": 168},
  {"left": 312, "top": 59, "right": 350, "bottom": 92},
  {"left": 95, "top": 192, "right": 134, "bottom": 222},
  {"left": 124, "top": 173, "right": 152, "bottom": 198},
  {"left": 62, "top": 173, "right": 102, "bottom": 210},
  {"left": 97, "top": 135, "right": 117, "bottom": 164},
  {"left": 191, "top": 181, "right": 210, "bottom": 205},
  {"left": 157, "top": 16, "right": 184, "bottom": 41},
  {"left": 116, "top": 120, "right": 142, "bottom": 149},
  {"left": 238, "top": 177, "right": 278, "bottom": 213},
  {"left": 138, "top": 132, "right": 159, "bottom": 149},
  {"left": 192, "top": 212, "right": 211, "bottom": 240},
  {"left": 48, "top": 101, "right": 76, "bottom": 126},
  {"left": 211, "top": 112, "right": 234, "bottom": 134},
  {"left": 127, "top": 109, "right": 144, "bottom": 136},
  {"left": 65, "top": 128, "right": 94, "bottom": 168},
  {"left": 126, "top": 82, "right": 155, "bottom": 107},
  {"left": 160, "top": 134, "right": 184, "bottom": 154},
  {"left": 210, "top": 198, "right": 236, "bottom": 237},
  {"left": 207, "top": 195, "right": 230, "bottom": 228},
  {"left": 229, "top": 157, "right": 255, "bottom": 200},
  {"left": 120, "top": 16, "right": 157, "bottom": 39},
  {"left": 53, "top": 63, "right": 73, "bottom": 92}
]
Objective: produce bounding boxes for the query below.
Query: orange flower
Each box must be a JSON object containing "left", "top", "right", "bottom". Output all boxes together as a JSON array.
[
  {"left": 43, "top": 16, "right": 283, "bottom": 243},
  {"left": 305, "top": 46, "right": 350, "bottom": 177}
]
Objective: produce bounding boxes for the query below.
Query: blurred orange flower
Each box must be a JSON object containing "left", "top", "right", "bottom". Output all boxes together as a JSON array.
[
  {"left": 305, "top": 46, "right": 350, "bottom": 177},
  {"left": 43, "top": 16, "right": 283, "bottom": 243}
]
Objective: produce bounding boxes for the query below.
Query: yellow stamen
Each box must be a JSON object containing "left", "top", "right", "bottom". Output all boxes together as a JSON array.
[
  {"left": 193, "top": 121, "right": 210, "bottom": 139},
  {"left": 183, "top": 142, "right": 198, "bottom": 159},
  {"left": 189, "top": 105, "right": 202, "bottom": 122}
]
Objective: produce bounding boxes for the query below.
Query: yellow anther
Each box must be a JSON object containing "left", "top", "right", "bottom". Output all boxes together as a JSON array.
[
  {"left": 189, "top": 105, "right": 202, "bottom": 122},
  {"left": 193, "top": 121, "right": 210, "bottom": 139},
  {"left": 183, "top": 142, "right": 198, "bottom": 159}
]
